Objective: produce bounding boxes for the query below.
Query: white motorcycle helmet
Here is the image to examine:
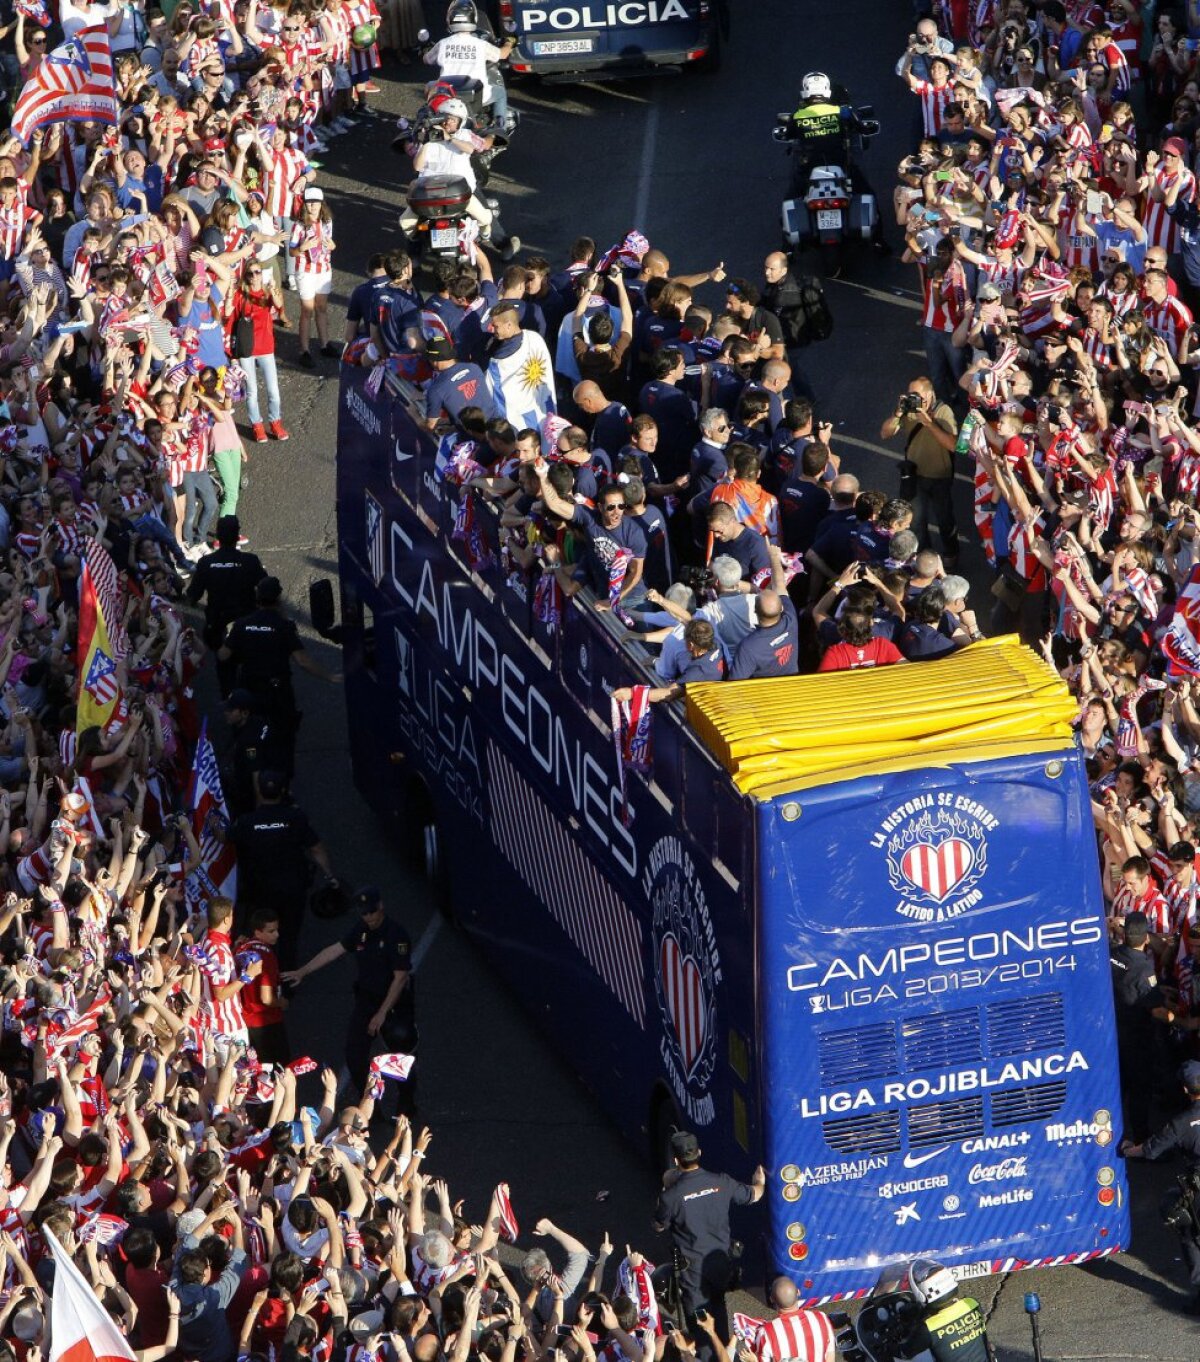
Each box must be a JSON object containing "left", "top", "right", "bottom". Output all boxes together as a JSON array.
[
  {"left": 446, "top": 0, "right": 477, "bottom": 32},
  {"left": 800, "top": 71, "right": 832, "bottom": 102},
  {"left": 907, "top": 1258, "right": 958, "bottom": 1310},
  {"left": 440, "top": 97, "right": 470, "bottom": 123}
]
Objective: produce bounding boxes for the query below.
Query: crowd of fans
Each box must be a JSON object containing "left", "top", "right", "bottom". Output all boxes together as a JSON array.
[{"left": 11, "top": 0, "right": 1200, "bottom": 1356}]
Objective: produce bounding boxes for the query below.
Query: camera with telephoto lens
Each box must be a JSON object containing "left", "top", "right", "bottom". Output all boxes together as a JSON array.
[
  {"left": 898, "top": 391, "right": 923, "bottom": 416},
  {"left": 1162, "top": 1168, "right": 1200, "bottom": 1231},
  {"left": 678, "top": 564, "right": 714, "bottom": 597}
]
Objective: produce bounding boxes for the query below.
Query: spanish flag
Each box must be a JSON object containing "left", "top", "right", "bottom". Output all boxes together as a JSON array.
[{"left": 77, "top": 559, "right": 120, "bottom": 735}]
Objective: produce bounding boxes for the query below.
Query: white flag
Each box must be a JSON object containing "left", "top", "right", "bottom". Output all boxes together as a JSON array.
[
  {"left": 486, "top": 331, "right": 556, "bottom": 435},
  {"left": 46, "top": 1229, "right": 136, "bottom": 1362}
]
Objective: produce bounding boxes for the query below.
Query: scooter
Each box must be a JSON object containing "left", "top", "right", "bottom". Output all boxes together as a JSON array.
[
  {"left": 416, "top": 15, "right": 520, "bottom": 133},
  {"left": 772, "top": 104, "right": 881, "bottom": 276}
]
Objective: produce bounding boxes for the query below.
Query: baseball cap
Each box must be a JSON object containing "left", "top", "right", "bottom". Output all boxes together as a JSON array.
[
  {"left": 1164, "top": 136, "right": 1189, "bottom": 158},
  {"left": 224, "top": 688, "right": 255, "bottom": 711},
  {"left": 1124, "top": 911, "right": 1149, "bottom": 943},
  {"left": 303, "top": 186, "right": 324, "bottom": 203},
  {"left": 670, "top": 1131, "right": 700, "bottom": 1162},
  {"left": 425, "top": 335, "right": 456, "bottom": 362},
  {"left": 353, "top": 885, "right": 383, "bottom": 914},
  {"left": 1184, "top": 1059, "right": 1200, "bottom": 1094},
  {"left": 977, "top": 283, "right": 1001, "bottom": 302},
  {"left": 256, "top": 575, "right": 283, "bottom": 606}
]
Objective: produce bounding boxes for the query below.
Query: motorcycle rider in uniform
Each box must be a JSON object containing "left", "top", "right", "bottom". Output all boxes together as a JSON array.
[
  {"left": 904, "top": 1258, "right": 993, "bottom": 1362},
  {"left": 782, "top": 71, "right": 880, "bottom": 221},
  {"left": 425, "top": 0, "right": 517, "bottom": 131}
]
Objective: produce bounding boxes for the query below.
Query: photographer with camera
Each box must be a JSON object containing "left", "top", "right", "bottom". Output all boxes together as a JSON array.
[
  {"left": 879, "top": 378, "right": 960, "bottom": 568},
  {"left": 1122, "top": 1060, "right": 1200, "bottom": 1312}
]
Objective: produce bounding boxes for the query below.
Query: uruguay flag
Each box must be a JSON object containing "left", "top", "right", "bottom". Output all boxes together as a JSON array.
[{"left": 486, "top": 330, "right": 556, "bottom": 436}]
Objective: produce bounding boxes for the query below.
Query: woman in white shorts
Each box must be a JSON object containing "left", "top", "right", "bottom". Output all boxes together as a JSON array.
[{"left": 289, "top": 186, "right": 339, "bottom": 367}]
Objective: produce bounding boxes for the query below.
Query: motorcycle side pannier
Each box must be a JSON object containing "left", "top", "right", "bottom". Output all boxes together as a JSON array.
[{"left": 408, "top": 175, "right": 473, "bottom": 220}]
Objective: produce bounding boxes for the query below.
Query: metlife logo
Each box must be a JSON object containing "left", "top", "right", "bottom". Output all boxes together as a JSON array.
[{"left": 978, "top": 1188, "right": 1034, "bottom": 1208}]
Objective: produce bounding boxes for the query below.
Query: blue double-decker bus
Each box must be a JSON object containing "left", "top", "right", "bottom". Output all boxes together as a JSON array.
[{"left": 330, "top": 363, "right": 1129, "bottom": 1306}]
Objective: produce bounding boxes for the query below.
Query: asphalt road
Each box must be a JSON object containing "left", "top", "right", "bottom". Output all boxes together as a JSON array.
[{"left": 218, "top": 1, "right": 1200, "bottom": 1357}]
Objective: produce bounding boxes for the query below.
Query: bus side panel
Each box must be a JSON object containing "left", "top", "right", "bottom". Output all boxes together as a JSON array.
[
  {"left": 753, "top": 751, "right": 1129, "bottom": 1302},
  {"left": 336, "top": 372, "right": 758, "bottom": 1168}
]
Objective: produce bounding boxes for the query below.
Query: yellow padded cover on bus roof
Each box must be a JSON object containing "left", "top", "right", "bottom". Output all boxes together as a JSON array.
[{"left": 684, "top": 635, "right": 1078, "bottom": 796}]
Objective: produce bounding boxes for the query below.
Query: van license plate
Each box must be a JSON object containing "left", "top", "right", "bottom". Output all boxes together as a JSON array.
[
  {"left": 532, "top": 37, "right": 594, "bottom": 53},
  {"left": 816, "top": 209, "right": 843, "bottom": 230}
]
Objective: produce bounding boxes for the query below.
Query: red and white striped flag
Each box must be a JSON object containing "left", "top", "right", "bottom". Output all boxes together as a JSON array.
[
  {"left": 83, "top": 540, "right": 129, "bottom": 661},
  {"left": 11, "top": 26, "right": 119, "bottom": 146},
  {"left": 369, "top": 1052, "right": 415, "bottom": 1082},
  {"left": 46, "top": 989, "right": 110, "bottom": 1060},
  {"left": 184, "top": 720, "right": 237, "bottom": 910},
  {"left": 78, "top": 1214, "right": 128, "bottom": 1246},
  {"left": 493, "top": 1181, "right": 519, "bottom": 1243},
  {"left": 732, "top": 1313, "right": 767, "bottom": 1347}
]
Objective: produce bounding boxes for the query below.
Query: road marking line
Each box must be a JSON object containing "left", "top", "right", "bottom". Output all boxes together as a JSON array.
[
  {"left": 834, "top": 431, "right": 975, "bottom": 486},
  {"left": 634, "top": 101, "right": 659, "bottom": 227},
  {"left": 825, "top": 275, "right": 923, "bottom": 309}
]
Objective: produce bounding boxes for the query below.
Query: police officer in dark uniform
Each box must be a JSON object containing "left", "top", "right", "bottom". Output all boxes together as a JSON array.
[
  {"left": 224, "top": 689, "right": 291, "bottom": 813},
  {"left": 225, "top": 772, "right": 332, "bottom": 968},
  {"left": 1124, "top": 1061, "right": 1200, "bottom": 1312},
  {"left": 218, "top": 575, "right": 341, "bottom": 766},
  {"left": 283, "top": 886, "right": 416, "bottom": 1114},
  {"left": 903, "top": 1258, "right": 992, "bottom": 1362},
  {"left": 652, "top": 1132, "right": 764, "bottom": 1346},
  {"left": 1110, "top": 910, "right": 1173, "bottom": 1143},
  {"left": 185, "top": 516, "right": 266, "bottom": 696}
]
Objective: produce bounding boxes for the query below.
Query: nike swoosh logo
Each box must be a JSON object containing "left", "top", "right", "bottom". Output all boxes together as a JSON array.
[{"left": 903, "top": 1145, "right": 949, "bottom": 1168}]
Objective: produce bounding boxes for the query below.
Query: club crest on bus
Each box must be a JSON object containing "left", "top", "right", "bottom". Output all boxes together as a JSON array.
[
  {"left": 646, "top": 835, "right": 719, "bottom": 1126},
  {"left": 879, "top": 801, "right": 995, "bottom": 921}
]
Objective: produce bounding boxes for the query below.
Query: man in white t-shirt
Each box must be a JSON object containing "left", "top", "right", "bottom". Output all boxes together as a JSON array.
[
  {"left": 425, "top": 19, "right": 516, "bottom": 126},
  {"left": 58, "top": 0, "right": 122, "bottom": 43}
]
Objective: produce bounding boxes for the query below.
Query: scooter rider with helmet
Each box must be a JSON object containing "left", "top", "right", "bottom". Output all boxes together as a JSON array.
[
  {"left": 903, "top": 1258, "right": 993, "bottom": 1362},
  {"left": 425, "top": 0, "right": 518, "bottom": 131},
  {"left": 399, "top": 97, "right": 519, "bottom": 257}
]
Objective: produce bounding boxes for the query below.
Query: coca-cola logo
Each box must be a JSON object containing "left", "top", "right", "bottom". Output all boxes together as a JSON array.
[{"left": 968, "top": 1157, "right": 1029, "bottom": 1184}]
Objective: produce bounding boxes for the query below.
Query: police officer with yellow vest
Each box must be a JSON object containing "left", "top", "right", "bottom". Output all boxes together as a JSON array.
[{"left": 904, "top": 1258, "right": 993, "bottom": 1362}]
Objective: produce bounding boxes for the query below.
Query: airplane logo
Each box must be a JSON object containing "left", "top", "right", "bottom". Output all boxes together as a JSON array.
[
  {"left": 894, "top": 1203, "right": 920, "bottom": 1226},
  {"left": 902, "top": 1145, "right": 949, "bottom": 1169}
]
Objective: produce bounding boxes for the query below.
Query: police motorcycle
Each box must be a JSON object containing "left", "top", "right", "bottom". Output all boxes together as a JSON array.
[
  {"left": 416, "top": 0, "right": 519, "bottom": 133},
  {"left": 830, "top": 1259, "right": 996, "bottom": 1362},
  {"left": 772, "top": 70, "right": 882, "bottom": 277},
  {"left": 392, "top": 95, "right": 518, "bottom": 264}
]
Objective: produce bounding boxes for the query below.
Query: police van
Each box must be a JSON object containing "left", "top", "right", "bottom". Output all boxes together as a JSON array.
[{"left": 494, "top": 0, "right": 727, "bottom": 78}]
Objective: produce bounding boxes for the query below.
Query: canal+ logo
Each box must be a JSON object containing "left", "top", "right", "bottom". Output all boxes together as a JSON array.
[{"left": 872, "top": 795, "right": 998, "bottom": 923}]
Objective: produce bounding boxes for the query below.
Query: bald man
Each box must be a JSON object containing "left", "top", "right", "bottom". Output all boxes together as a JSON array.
[
  {"left": 571, "top": 379, "right": 632, "bottom": 457},
  {"left": 762, "top": 251, "right": 817, "bottom": 401},
  {"left": 730, "top": 585, "right": 799, "bottom": 680},
  {"left": 754, "top": 1278, "right": 837, "bottom": 1362}
]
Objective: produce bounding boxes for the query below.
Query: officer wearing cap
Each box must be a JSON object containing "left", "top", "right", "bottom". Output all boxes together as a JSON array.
[
  {"left": 185, "top": 515, "right": 266, "bottom": 695},
  {"left": 1110, "top": 910, "right": 1172, "bottom": 1143},
  {"left": 284, "top": 886, "right": 416, "bottom": 1113},
  {"left": 652, "top": 1132, "right": 764, "bottom": 1346},
  {"left": 224, "top": 772, "right": 332, "bottom": 968},
  {"left": 218, "top": 575, "right": 341, "bottom": 761},
  {"left": 224, "top": 689, "right": 290, "bottom": 814},
  {"left": 1124, "top": 1061, "right": 1200, "bottom": 1311}
]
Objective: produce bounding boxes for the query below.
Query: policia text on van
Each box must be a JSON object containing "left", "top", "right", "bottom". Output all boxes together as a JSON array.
[{"left": 501, "top": 0, "right": 727, "bottom": 78}]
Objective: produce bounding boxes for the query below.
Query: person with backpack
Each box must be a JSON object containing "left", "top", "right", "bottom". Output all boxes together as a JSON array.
[{"left": 762, "top": 251, "right": 827, "bottom": 399}]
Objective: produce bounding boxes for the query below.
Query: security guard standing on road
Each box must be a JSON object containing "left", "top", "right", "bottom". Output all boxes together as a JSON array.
[
  {"left": 283, "top": 886, "right": 416, "bottom": 1114},
  {"left": 652, "top": 1132, "right": 764, "bottom": 1346},
  {"left": 1110, "top": 910, "right": 1173, "bottom": 1143},
  {"left": 223, "top": 689, "right": 291, "bottom": 813},
  {"left": 218, "top": 576, "right": 341, "bottom": 766},
  {"left": 224, "top": 771, "right": 333, "bottom": 968},
  {"left": 185, "top": 516, "right": 266, "bottom": 695},
  {"left": 1123, "top": 1061, "right": 1200, "bottom": 1312}
]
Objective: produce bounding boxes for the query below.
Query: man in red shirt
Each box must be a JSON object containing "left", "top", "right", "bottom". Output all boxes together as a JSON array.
[
  {"left": 818, "top": 609, "right": 905, "bottom": 671},
  {"left": 236, "top": 910, "right": 289, "bottom": 1065}
]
